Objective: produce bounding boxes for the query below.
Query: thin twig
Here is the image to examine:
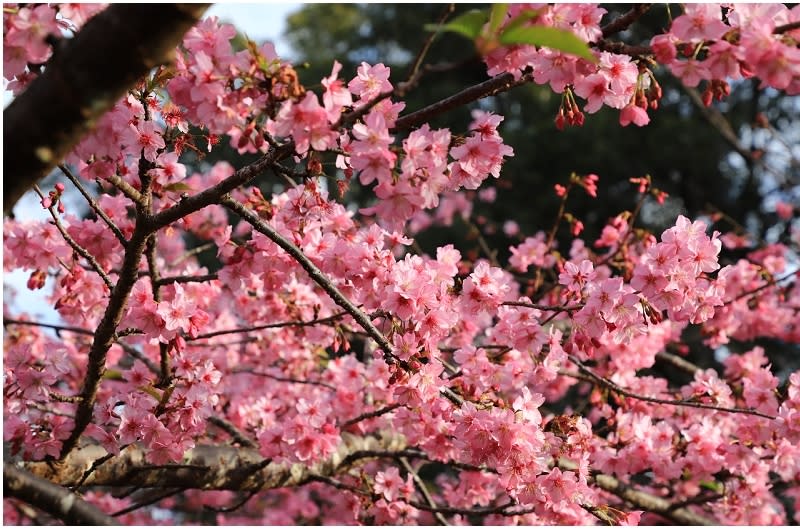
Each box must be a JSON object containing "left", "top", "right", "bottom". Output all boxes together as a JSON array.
[
  {"left": 3, "top": 318, "right": 94, "bottom": 336},
  {"left": 115, "top": 342, "right": 160, "bottom": 375},
  {"left": 567, "top": 354, "right": 776, "bottom": 420},
  {"left": 501, "top": 300, "right": 584, "bottom": 312},
  {"left": 111, "top": 487, "right": 186, "bottom": 517},
  {"left": 407, "top": 499, "right": 519, "bottom": 516},
  {"left": 153, "top": 273, "right": 219, "bottom": 287},
  {"left": 204, "top": 490, "right": 260, "bottom": 513},
  {"left": 221, "top": 196, "right": 401, "bottom": 366},
  {"left": 59, "top": 164, "right": 128, "bottom": 247},
  {"left": 34, "top": 184, "right": 114, "bottom": 290},
  {"left": 655, "top": 351, "right": 700, "bottom": 375},
  {"left": 170, "top": 242, "right": 214, "bottom": 267},
  {"left": 400, "top": 457, "right": 450, "bottom": 525},
  {"left": 341, "top": 403, "right": 404, "bottom": 428},
  {"left": 394, "top": 71, "right": 533, "bottom": 131},
  {"left": 395, "top": 4, "right": 456, "bottom": 98},
  {"left": 725, "top": 268, "right": 797, "bottom": 305},
  {"left": 238, "top": 369, "right": 337, "bottom": 391},
  {"left": 208, "top": 416, "right": 257, "bottom": 448},
  {"left": 189, "top": 311, "right": 348, "bottom": 341}
]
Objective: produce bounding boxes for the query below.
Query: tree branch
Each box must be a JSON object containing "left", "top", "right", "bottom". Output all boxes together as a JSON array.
[
  {"left": 567, "top": 354, "right": 776, "bottom": 420},
  {"left": 556, "top": 458, "right": 716, "bottom": 525},
  {"left": 3, "top": 4, "right": 209, "bottom": 213},
  {"left": 3, "top": 318, "right": 94, "bottom": 336},
  {"left": 148, "top": 142, "right": 294, "bottom": 231},
  {"left": 221, "top": 196, "right": 399, "bottom": 365},
  {"left": 600, "top": 4, "right": 652, "bottom": 39},
  {"left": 59, "top": 225, "right": 151, "bottom": 459},
  {"left": 34, "top": 184, "right": 114, "bottom": 291},
  {"left": 189, "top": 311, "right": 348, "bottom": 341},
  {"left": 59, "top": 164, "right": 128, "bottom": 247},
  {"left": 24, "top": 434, "right": 408, "bottom": 492},
  {"left": 394, "top": 72, "right": 532, "bottom": 131},
  {"left": 4, "top": 462, "right": 118, "bottom": 525}
]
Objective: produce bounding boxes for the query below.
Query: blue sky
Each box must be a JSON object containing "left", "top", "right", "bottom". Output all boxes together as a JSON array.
[{"left": 207, "top": 3, "right": 301, "bottom": 55}]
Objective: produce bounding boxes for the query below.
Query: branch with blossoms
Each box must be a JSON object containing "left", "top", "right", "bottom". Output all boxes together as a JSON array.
[{"left": 3, "top": 4, "right": 209, "bottom": 213}]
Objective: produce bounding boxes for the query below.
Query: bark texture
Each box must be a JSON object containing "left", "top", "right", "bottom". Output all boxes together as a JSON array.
[{"left": 3, "top": 3, "right": 209, "bottom": 214}]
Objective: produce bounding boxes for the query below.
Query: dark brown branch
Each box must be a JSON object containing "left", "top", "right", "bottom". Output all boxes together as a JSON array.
[
  {"left": 221, "top": 196, "right": 399, "bottom": 365},
  {"left": 3, "top": 4, "right": 209, "bottom": 213},
  {"left": 725, "top": 268, "right": 798, "bottom": 304},
  {"left": 394, "top": 72, "right": 532, "bottom": 131},
  {"left": 207, "top": 417, "right": 257, "bottom": 449},
  {"left": 148, "top": 142, "right": 294, "bottom": 231},
  {"left": 774, "top": 20, "right": 800, "bottom": 34},
  {"left": 4, "top": 462, "right": 118, "bottom": 525},
  {"left": 60, "top": 226, "right": 151, "bottom": 459},
  {"left": 105, "top": 174, "right": 144, "bottom": 205},
  {"left": 240, "top": 370, "right": 337, "bottom": 392},
  {"left": 3, "top": 318, "right": 94, "bottom": 336},
  {"left": 59, "top": 164, "right": 128, "bottom": 247},
  {"left": 154, "top": 273, "right": 219, "bottom": 287},
  {"left": 592, "top": 40, "right": 653, "bottom": 57},
  {"left": 501, "top": 300, "right": 584, "bottom": 312},
  {"left": 567, "top": 354, "right": 776, "bottom": 420},
  {"left": 407, "top": 499, "right": 520, "bottom": 516},
  {"left": 115, "top": 342, "right": 160, "bottom": 376},
  {"left": 189, "top": 311, "right": 348, "bottom": 341},
  {"left": 144, "top": 234, "right": 170, "bottom": 384},
  {"left": 341, "top": 403, "right": 404, "bottom": 428},
  {"left": 600, "top": 4, "right": 652, "bottom": 39},
  {"left": 34, "top": 184, "right": 114, "bottom": 290},
  {"left": 111, "top": 487, "right": 186, "bottom": 517},
  {"left": 400, "top": 458, "right": 449, "bottom": 525}
]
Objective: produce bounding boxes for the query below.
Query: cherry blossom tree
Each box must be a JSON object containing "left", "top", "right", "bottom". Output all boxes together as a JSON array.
[{"left": 3, "top": 3, "right": 800, "bottom": 525}]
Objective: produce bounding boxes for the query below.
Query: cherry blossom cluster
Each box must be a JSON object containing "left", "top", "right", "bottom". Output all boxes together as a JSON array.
[
  {"left": 482, "top": 3, "right": 800, "bottom": 127},
  {"left": 3, "top": 3, "right": 107, "bottom": 94}
]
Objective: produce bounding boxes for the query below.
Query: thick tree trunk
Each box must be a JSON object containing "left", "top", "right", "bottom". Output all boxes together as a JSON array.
[{"left": 3, "top": 3, "right": 209, "bottom": 214}]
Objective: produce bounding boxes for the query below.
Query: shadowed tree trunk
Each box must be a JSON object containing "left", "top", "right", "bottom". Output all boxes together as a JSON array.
[{"left": 3, "top": 3, "right": 209, "bottom": 214}]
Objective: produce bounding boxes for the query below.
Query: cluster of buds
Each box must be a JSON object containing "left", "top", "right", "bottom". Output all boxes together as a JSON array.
[
  {"left": 554, "top": 89, "right": 585, "bottom": 130},
  {"left": 701, "top": 79, "right": 731, "bottom": 107},
  {"left": 40, "top": 182, "right": 65, "bottom": 213},
  {"left": 244, "top": 186, "right": 273, "bottom": 220},
  {"left": 637, "top": 69, "right": 663, "bottom": 111},
  {"left": 27, "top": 269, "right": 47, "bottom": 290},
  {"left": 564, "top": 212, "right": 585, "bottom": 236},
  {"left": 629, "top": 174, "right": 669, "bottom": 204},
  {"left": 555, "top": 173, "right": 600, "bottom": 199}
]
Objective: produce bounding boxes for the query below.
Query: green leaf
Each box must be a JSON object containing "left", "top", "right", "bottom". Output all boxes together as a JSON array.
[
  {"left": 163, "top": 182, "right": 192, "bottom": 193},
  {"left": 502, "top": 9, "right": 542, "bottom": 35},
  {"left": 102, "top": 369, "right": 124, "bottom": 381},
  {"left": 498, "top": 25, "right": 596, "bottom": 62},
  {"left": 699, "top": 480, "right": 724, "bottom": 494},
  {"left": 488, "top": 4, "right": 509, "bottom": 35},
  {"left": 425, "top": 9, "right": 487, "bottom": 40}
]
